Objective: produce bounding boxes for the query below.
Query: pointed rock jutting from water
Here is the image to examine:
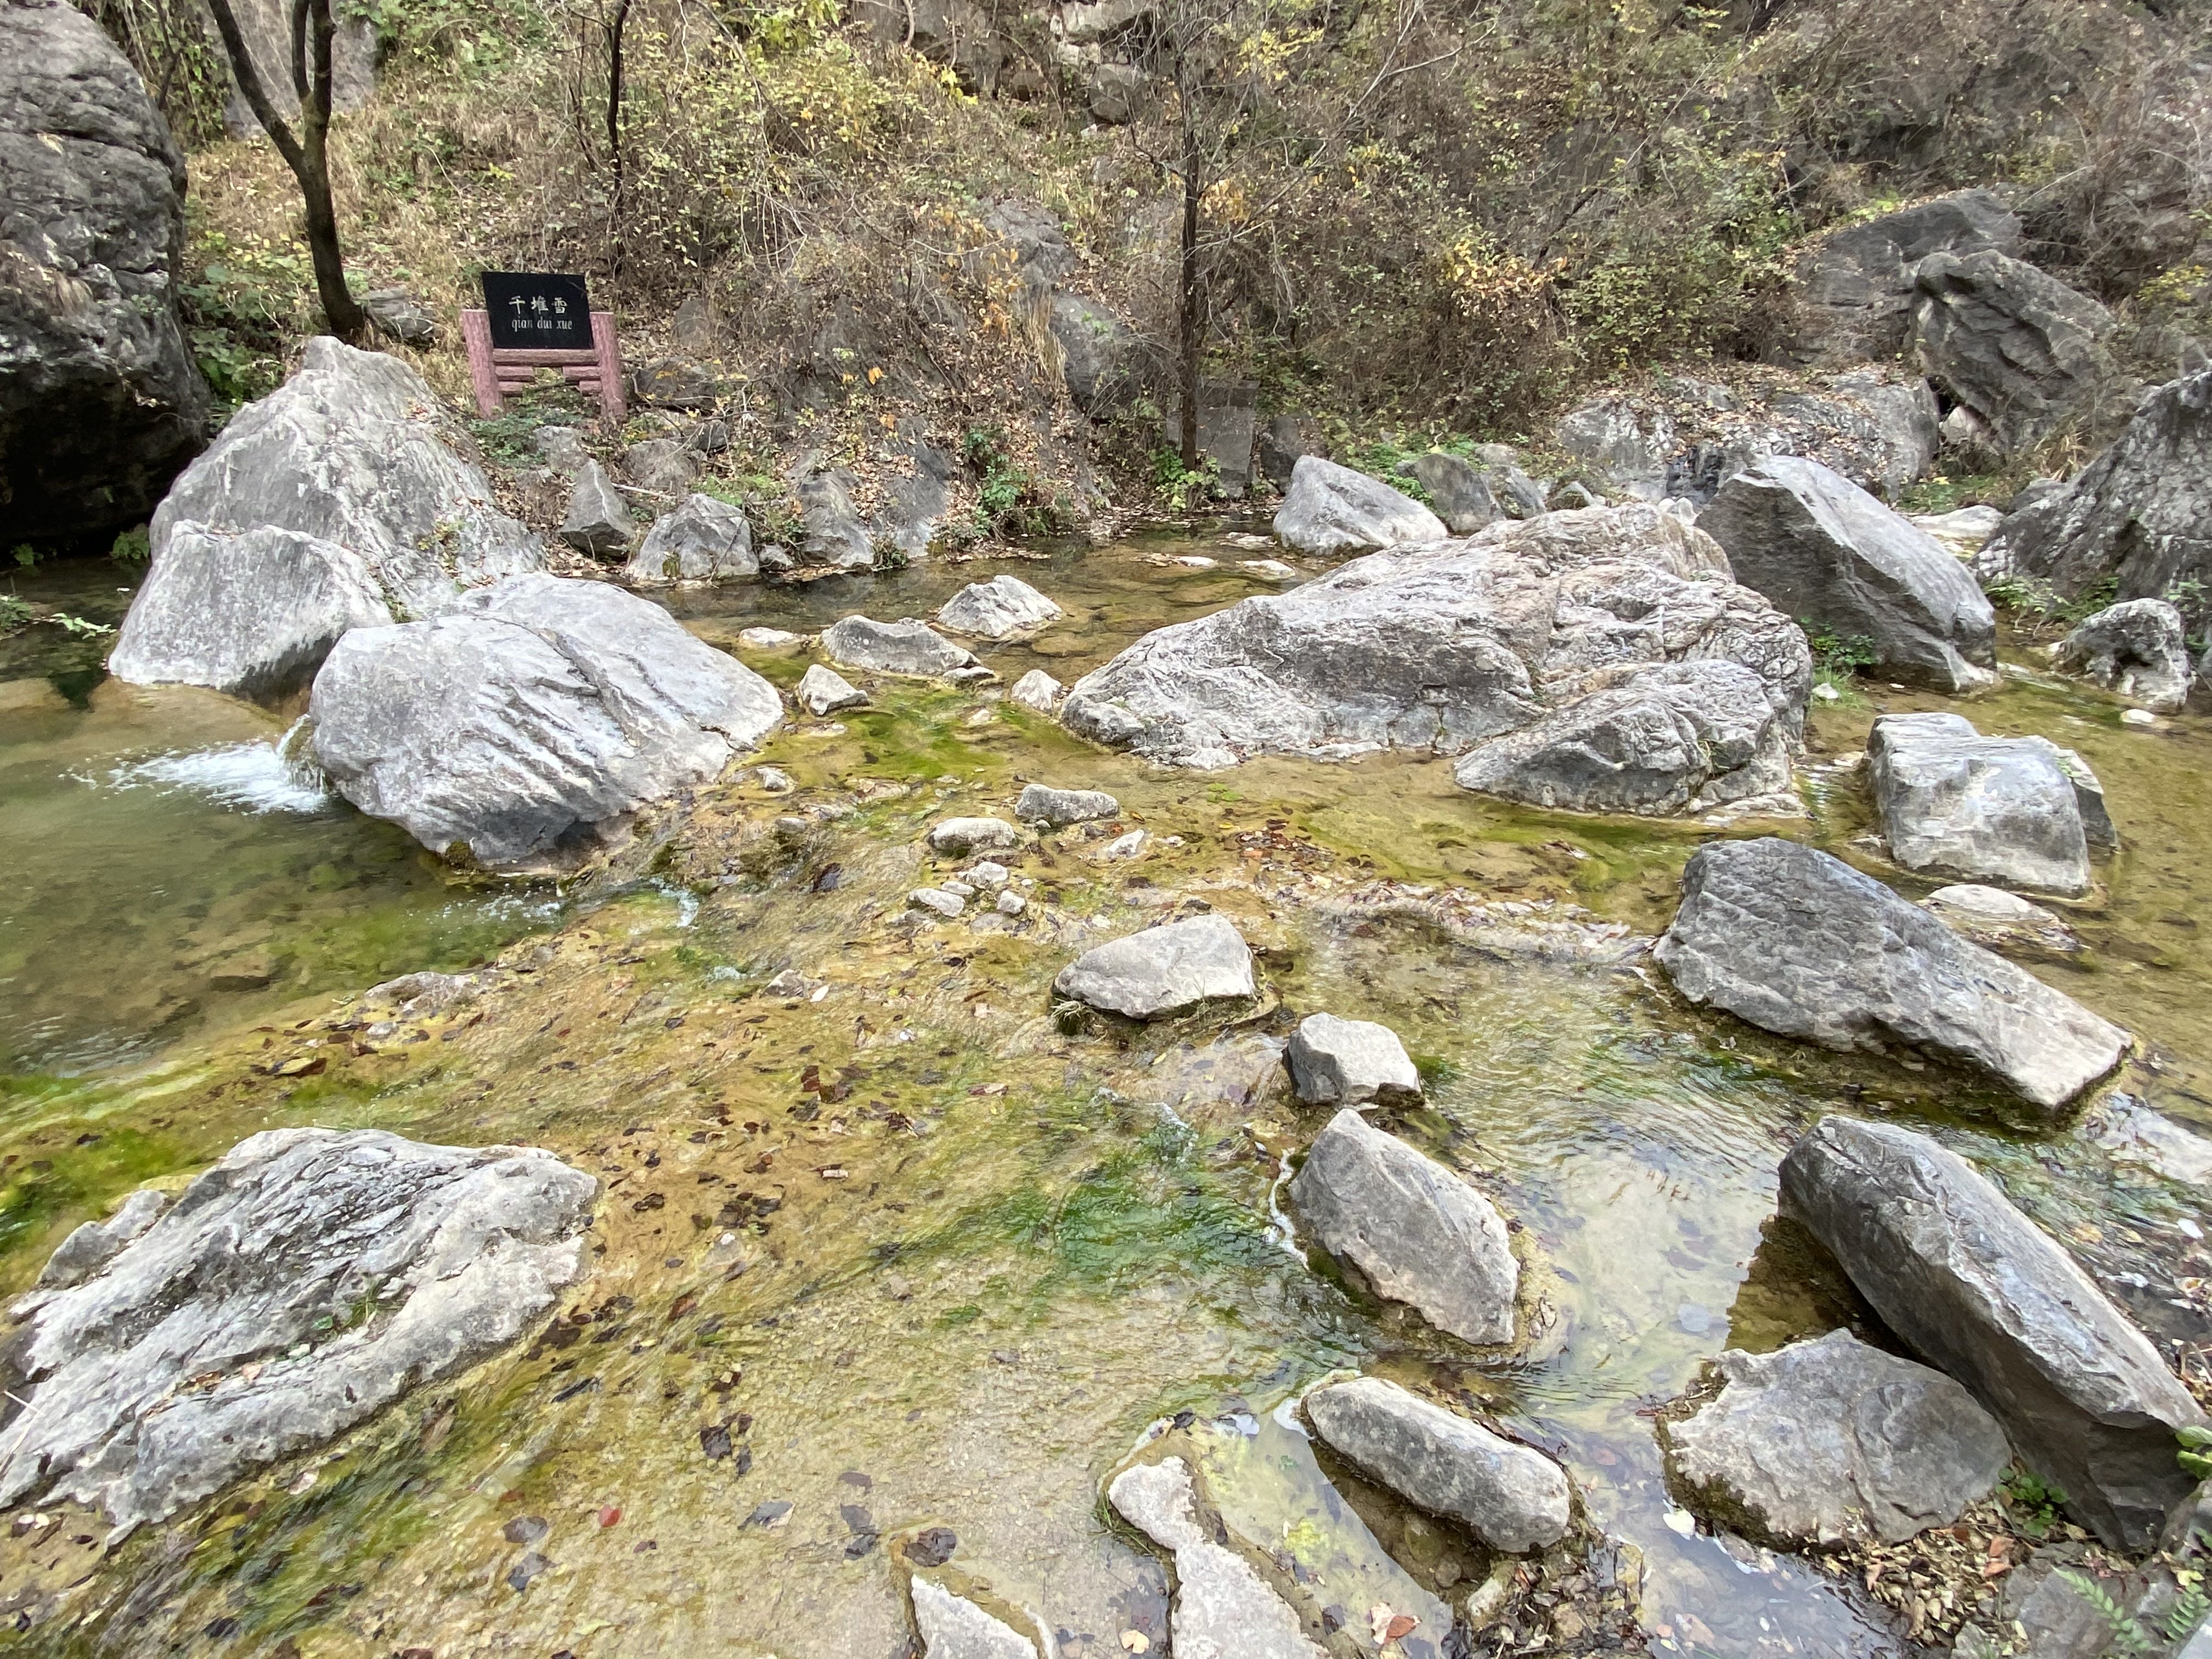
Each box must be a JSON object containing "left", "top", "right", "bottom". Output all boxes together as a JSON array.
[
  {"left": 936, "top": 574, "right": 1063, "bottom": 641},
  {"left": 1867, "top": 713, "right": 2092, "bottom": 898},
  {"left": 1285, "top": 1013, "right": 1420, "bottom": 1107},
  {"left": 1289, "top": 1109, "right": 1517, "bottom": 1345},
  {"left": 823, "top": 615, "right": 983, "bottom": 678},
  {"left": 1779, "top": 1116, "right": 2207, "bottom": 1551},
  {"left": 1654, "top": 838, "right": 2126, "bottom": 1113}
]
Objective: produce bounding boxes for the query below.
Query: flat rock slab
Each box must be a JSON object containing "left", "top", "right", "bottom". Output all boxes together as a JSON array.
[
  {"left": 1654, "top": 838, "right": 2126, "bottom": 1114},
  {"left": 311, "top": 574, "right": 782, "bottom": 872},
  {"left": 1014, "top": 783, "right": 1118, "bottom": 828},
  {"left": 1285, "top": 1013, "right": 1420, "bottom": 1107},
  {"left": 909, "top": 1578, "right": 1037, "bottom": 1658},
  {"left": 928, "top": 817, "right": 1022, "bottom": 856},
  {"left": 1663, "top": 1328, "right": 2008, "bottom": 1547},
  {"left": 1107, "top": 1457, "right": 1325, "bottom": 1659},
  {"left": 1289, "top": 1109, "right": 1517, "bottom": 1345},
  {"left": 0, "top": 1128, "right": 595, "bottom": 1528},
  {"left": 1869, "top": 713, "right": 2091, "bottom": 897},
  {"left": 1780, "top": 1115, "right": 2207, "bottom": 1550},
  {"left": 1304, "top": 1376, "right": 1571, "bottom": 1551},
  {"left": 1053, "top": 914, "right": 1255, "bottom": 1020},
  {"left": 936, "top": 575, "right": 1063, "bottom": 641},
  {"left": 1273, "top": 456, "right": 1446, "bottom": 556},
  {"left": 823, "top": 616, "right": 980, "bottom": 678}
]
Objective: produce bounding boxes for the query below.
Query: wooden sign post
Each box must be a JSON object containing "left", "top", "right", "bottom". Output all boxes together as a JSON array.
[{"left": 462, "top": 271, "right": 625, "bottom": 420}]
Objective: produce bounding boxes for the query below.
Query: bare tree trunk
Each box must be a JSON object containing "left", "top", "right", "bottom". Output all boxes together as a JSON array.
[
  {"left": 605, "top": 0, "right": 633, "bottom": 266},
  {"left": 1177, "top": 119, "right": 1203, "bottom": 470},
  {"left": 205, "top": 0, "right": 366, "bottom": 341}
]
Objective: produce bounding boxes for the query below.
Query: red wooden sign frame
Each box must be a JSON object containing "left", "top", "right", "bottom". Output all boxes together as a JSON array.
[{"left": 462, "top": 308, "right": 626, "bottom": 420}]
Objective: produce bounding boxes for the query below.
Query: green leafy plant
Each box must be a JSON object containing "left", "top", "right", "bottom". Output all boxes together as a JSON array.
[
  {"left": 2181, "top": 1425, "right": 2212, "bottom": 1483},
  {"left": 0, "top": 596, "right": 32, "bottom": 634},
  {"left": 2056, "top": 1570, "right": 2154, "bottom": 1656},
  {"left": 111, "top": 527, "right": 151, "bottom": 565},
  {"left": 2001, "top": 1466, "right": 2070, "bottom": 1540},
  {"left": 965, "top": 427, "right": 1067, "bottom": 537},
  {"left": 1803, "top": 626, "right": 1878, "bottom": 679},
  {"left": 12, "top": 544, "right": 41, "bottom": 569},
  {"left": 1150, "top": 447, "right": 1222, "bottom": 515},
  {"left": 51, "top": 614, "right": 116, "bottom": 638}
]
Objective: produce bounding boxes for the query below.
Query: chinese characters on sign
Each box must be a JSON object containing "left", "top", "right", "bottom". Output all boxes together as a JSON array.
[{"left": 481, "top": 272, "right": 592, "bottom": 351}]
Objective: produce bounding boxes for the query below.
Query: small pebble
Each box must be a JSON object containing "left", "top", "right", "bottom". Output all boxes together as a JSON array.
[
  {"left": 2120, "top": 708, "right": 2158, "bottom": 727},
  {"left": 996, "top": 890, "right": 1026, "bottom": 917}
]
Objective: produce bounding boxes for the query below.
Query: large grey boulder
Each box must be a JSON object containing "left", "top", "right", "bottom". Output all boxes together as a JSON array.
[
  {"left": 311, "top": 574, "right": 782, "bottom": 871},
  {"left": 1978, "top": 370, "right": 2211, "bottom": 607},
  {"left": 1286, "top": 1013, "right": 1419, "bottom": 1108},
  {"left": 1662, "top": 1329, "right": 2008, "bottom": 1547},
  {"left": 936, "top": 575, "right": 1062, "bottom": 641},
  {"left": 1053, "top": 914, "right": 1254, "bottom": 1020},
  {"left": 1107, "top": 1458, "right": 1325, "bottom": 1659},
  {"left": 1774, "top": 190, "right": 2023, "bottom": 368},
  {"left": 2052, "top": 599, "right": 2192, "bottom": 714},
  {"left": 798, "top": 469, "right": 876, "bottom": 571},
  {"left": 822, "top": 615, "right": 980, "bottom": 678},
  {"left": 1653, "top": 838, "right": 2128, "bottom": 1114},
  {"left": 561, "top": 460, "right": 635, "bottom": 558},
  {"left": 1049, "top": 294, "right": 1145, "bottom": 416},
  {"left": 0, "top": 1128, "right": 594, "bottom": 1528},
  {"left": 0, "top": 0, "right": 210, "bottom": 541},
  {"left": 909, "top": 1578, "right": 1037, "bottom": 1659},
  {"left": 108, "top": 524, "right": 392, "bottom": 701},
  {"left": 1062, "top": 504, "right": 1809, "bottom": 787},
  {"left": 1289, "top": 1109, "right": 1517, "bottom": 1346},
  {"left": 1401, "top": 452, "right": 1500, "bottom": 534},
  {"left": 1779, "top": 1116, "right": 2208, "bottom": 1550},
  {"left": 1699, "top": 456, "right": 1997, "bottom": 692},
  {"left": 1909, "top": 251, "right": 2115, "bottom": 458},
  {"left": 1305, "top": 1377, "right": 1571, "bottom": 1551},
  {"left": 1272, "top": 456, "right": 1446, "bottom": 555},
  {"left": 1867, "top": 713, "right": 2091, "bottom": 897},
  {"left": 626, "top": 493, "right": 755, "bottom": 585},
  {"left": 143, "top": 336, "right": 540, "bottom": 620}
]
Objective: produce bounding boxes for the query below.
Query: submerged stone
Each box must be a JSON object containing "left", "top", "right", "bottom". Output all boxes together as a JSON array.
[
  {"left": 1106, "top": 1457, "right": 1325, "bottom": 1659},
  {"left": 909, "top": 1578, "right": 1037, "bottom": 1659}
]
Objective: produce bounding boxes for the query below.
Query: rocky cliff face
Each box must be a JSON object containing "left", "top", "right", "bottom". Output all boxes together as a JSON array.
[{"left": 0, "top": 0, "right": 209, "bottom": 541}]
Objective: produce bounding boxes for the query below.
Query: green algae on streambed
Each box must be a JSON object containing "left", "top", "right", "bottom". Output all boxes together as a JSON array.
[{"left": 0, "top": 537, "right": 2207, "bottom": 1659}]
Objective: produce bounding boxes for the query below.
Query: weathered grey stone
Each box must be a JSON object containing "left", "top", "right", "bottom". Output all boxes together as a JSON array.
[
  {"left": 1107, "top": 1457, "right": 1325, "bottom": 1659},
  {"left": 1868, "top": 713, "right": 2090, "bottom": 897},
  {"left": 1289, "top": 1109, "right": 1517, "bottom": 1345},
  {"left": 560, "top": 460, "right": 635, "bottom": 559},
  {"left": 823, "top": 616, "right": 980, "bottom": 678},
  {"left": 1305, "top": 1376, "right": 1571, "bottom": 1552},
  {"left": 630, "top": 357, "right": 718, "bottom": 413},
  {"left": 1286, "top": 1013, "right": 1419, "bottom": 1107},
  {"left": 798, "top": 470, "right": 876, "bottom": 571},
  {"left": 927, "top": 816, "right": 1022, "bottom": 856},
  {"left": 623, "top": 438, "right": 699, "bottom": 498},
  {"left": 1475, "top": 445, "right": 1551, "bottom": 518},
  {"left": 626, "top": 494, "right": 756, "bottom": 586},
  {"left": 1164, "top": 382, "right": 1260, "bottom": 496},
  {"left": 532, "top": 424, "right": 590, "bottom": 473},
  {"left": 1908, "top": 504, "right": 2004, "bottom": 561},
  {"left": 1273, "top": 456, "right": 1447, "bottom": 555},
  {"left": 1014, "top": 783, "right": 1118, "bottom": 828},
  {"left": 872, "top": 439, "right": 953, "bottom": 562},
  {"left": 1064, "top": 505, "right": 1809, "bottom": 794},
  {"left": 1779, "top": 1116, "right": 2207, "bottom": 1550},
  {"left": 361, "top": 289, "right": 437, "bottom": 346},
  {"left": 1402, "top": 452, "right": 1500, "bottom": 534},
  {"left": 0, "top": 1128, "right": 595, "bottom": 1528},
  {"left": 909, "top": 1578, "right": 1037, "bottom": 1659},
  {"left": 1699, "top": 456, "right": 1997, "bottom": 692},
  {"left": 1257, "top": 414, "right": 1311, "bottom": 489},
  {"left": 1909, "top": 252, "right": 2115, "bottom": 457},
  {"left": 1922, "top": 884, "right": 2079, "bottom": 955},
  {"left": 2053, "top": 599, "right": 2192, "bottom": 714},
  {"left": 1009, "top": 669, "right": 1063, "bottom": 713},
  {"left": 1653, "top": 838, "right": 2128, "bottom": 1113},
  {"left": 796, "top": 663, "right": 865, "bottom": 716},
  {"left": 1774, "top": 190, "right": 2023, "bottom": 368},
  {"left": 108, "top": 524, "right": 393, "bottom": 701},
  {"left": 212, "top": 0, "right": 374, "bottom": 138},
  {"left": 311, "top": 574, "right": 781, "bottom": 871},
  {"left": 937, "top": 575, "right": 1062, "bottom": 641},
  {"left": 1, "top": 0, "right": 210, "bottom": 540},
  {"left": 1050, "top": 294, "right": 1145, "bottom": 416},
  {"left": 141, "top": 337, "right": 539, "bottom": 623},
  {"left": 32, "top": 1189, "right": 170, "bottom": 1294},
  {"left": 2021, "top": 738, "right": 2116, "bottom": 853},
  {"left": 2081, "top": 1096, "right": 2212, "bottom": 1186},
  {"left": 909, "top": 887, "right": 966, "bottom": 919},
  {"left": 1979, "top": 371, "right": 2212, "bottom": 608},
  {"left": 1663, "top": 1329, "right": 2008, "bottom": 1547},
  {"left": 1452, "top": 658, "right": 1798, "bottom": 817},
  {"left": 1053, "top": 914, "right": 1254, "bottom": 1020}
]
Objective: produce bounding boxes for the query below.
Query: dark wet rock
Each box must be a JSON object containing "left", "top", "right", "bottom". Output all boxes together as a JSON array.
[
  {"left": 502, "top": 1515, "right": 549, "bottom": 1544},
  {"left": 1699, "top": 456, "right": 1996, "bottom": 693},
  {"left": 795, "top": 663, "right": 865, "bottom": 716},
  {"left": 1063, "top": 504, "right": 1808, "bottom": 795},
  {"left": 108, "top": 524, "right": 394, "bottom": 702},
  {"left": 1305, "top": 1376, "right": 1571, "bottom": 1552},
  {"left": 1909, "top": 252, "right": 2115, "bottom": 457},
  {"left": 1051, "top": 294, "right": 1146, "bottom": 416},
  {"left": 1289, "top": 1108, "right": 1517, "bottom": 1345},
  {"left": 626, "top": 494, "right": 756, "bottom": 586},
  {"left": 624, "top": 438, "right": 699, "bottom": 498},
  {"left": 1014, "top": 783, "right": 1118, "bottom": 828},
  {"left": 1979, "top": 370, "right": 2212, "bottom": 607},
  {"left": 1653, "top": 838, "right": 2128, "bottom": 1113},
  {"left": 0, "top": 0, "right": 211, "bottom": 541},
  {"left": 1107, "top": 1458, "right": 1325, "bottom": 1659},
  {"left": 1399, "top": 452, "right": 1500, "bottom": 535},
  {"left": 822, "top": 615, "right": 980, "bottom": 678},
  {"left": 1867, "top": 713, "right": 2091, "bottom": 897},
  {"left": 1257, "top": 414, "right": 1313, "bottom": 488},
  {"left": 1273, "top": 456, "right": 1446, "bottom": 555},
  {"left": 1052, "top": 914, "right": 1255, "bottom": 1020},
  {"left": 0, "top": 1128, "right": 594, "bottom": 1528},
  {"left": 560, "top": 461, "right": 636, "bottom": 558},
  {"left": 797, "top": 470, "right": 876, "bottom": 571},
  {"left": 1779, "top": 1115, "right": 2207, "bottom": 1550},
  {"left": 631, "top": 357, "right": 719, "bottom": 413},
  {"left": 872, "top": 438, "right": 954, "bottom": 561},
  {"left": 311, "top": 574, "right": 782, "bottom": 871},
  {"left": 927, "top": 817, "right": 1022, "bottom": 856},
  {"left": 362, "top": 289, "right": 438, "bottom": 345},
  {"left": 937, "top": 575, "right": 1062, "bottom": 641},
  {"left": 1772, "top": 190, "right": 2022, "bottom": 368},
  {"left": 910, "top": 1578, "right": 1037, "bottom": 1658},
  {"left": 1662, "top": 1328, "right": 2007, "bottom": 1547},
  {"left": 2052, "top": 599, "right": 2192, "bottom": 714},
  {"left": 1286, "top": 1013, "right": 1420, "bottom": 1108}
]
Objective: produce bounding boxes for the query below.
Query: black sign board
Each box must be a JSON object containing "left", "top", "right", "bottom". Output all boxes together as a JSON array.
[{"left": 481, "top": 271, "right": 593, "bottom": 351}]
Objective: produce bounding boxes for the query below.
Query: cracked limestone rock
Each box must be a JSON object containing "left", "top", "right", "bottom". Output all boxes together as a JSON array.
[
  {"left": 1107, "top": 1457, "right": 1325, "bottom": 1659},
  {"left": 822, "top": 616, "right": 981, "bottom": 678},
  {"left": 936, "top": 575, "right": 1063, "bottom": 641},
  {"left": 1014, "top": 783, "right": 1119, "bottom": 828},
  {"left": 1285, "top": 1013, "right": 1420, "bottom": 1107},
  {"left": 1052, "top": 914, "right": 1255, "bottom": 1020}
]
